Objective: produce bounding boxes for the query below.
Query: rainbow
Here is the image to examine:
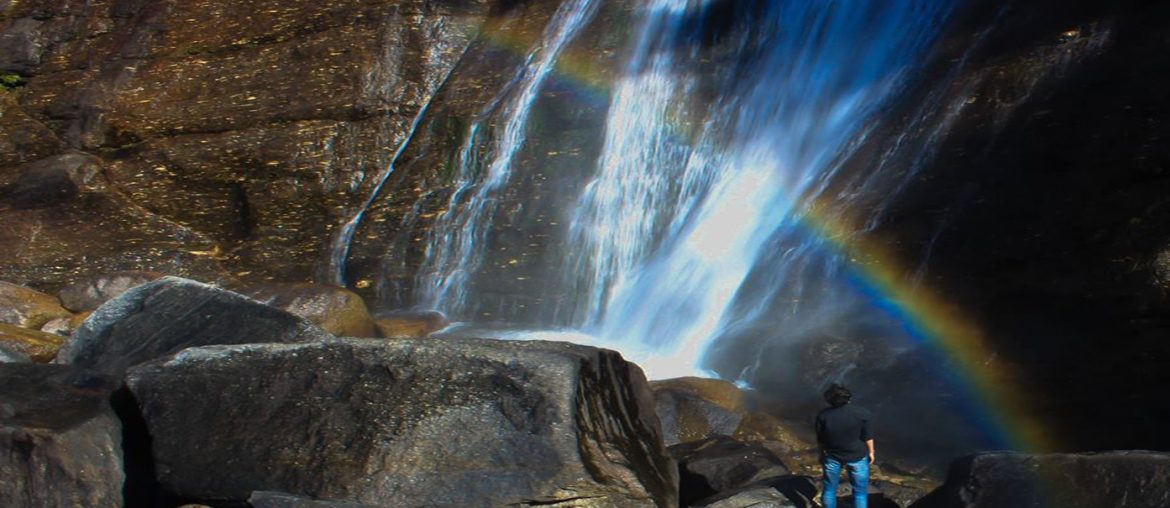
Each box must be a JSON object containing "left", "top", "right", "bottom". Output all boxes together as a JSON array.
[
  {"left": 474, "top": 9, "right": 1053, "bottom": 453},
  {"left": 801, "top": 200, "right": 1053, "bottom": 452}
]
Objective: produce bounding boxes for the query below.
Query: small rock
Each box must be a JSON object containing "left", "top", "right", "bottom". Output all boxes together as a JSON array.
[
  {"left": 56, "top": 276, "right": 332, "bottom": 375},
  {"left": 0, "top": 363, "right": 123, "bottom": 508},
  {"left": 0, "top": 322, "right": 66, "bottom": 362},
  {"left": 40, "top": 311, "right": 90, "bottom": 337},
  {"left": 373, "top": 309, "right": 448, "bottom": 338},
  {"left": 57, "top": 271, "right": 164, "bottom": 312},
  {"left": 0, "top": 280, "right": 72, "bottom": 329},
  {"left": 239, "top": 283, "right": 376, "bottom": 338}
]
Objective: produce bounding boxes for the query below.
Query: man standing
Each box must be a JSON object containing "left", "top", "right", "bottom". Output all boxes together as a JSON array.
[{"left": 815, "top": 384, "right": 874, "bottom": 508}]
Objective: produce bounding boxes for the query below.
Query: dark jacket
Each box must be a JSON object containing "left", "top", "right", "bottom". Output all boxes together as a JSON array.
[{"left": 815, "top": 403, "right": 873, "bottom": 462}]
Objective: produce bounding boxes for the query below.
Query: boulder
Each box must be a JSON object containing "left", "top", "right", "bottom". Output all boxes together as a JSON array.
[
  {"left": 57, "top": 271, "right": 164, "bottom": 312},
  {"left": 733, "top": 412, "right": 821, "bottom": 476},
  {"left": 0, "top": 363, "right": 123, "bottom": 507},
  {"left": 0, "top": 322, "right": 66, "bottom": 362},
  {"left": 373, "top": 309, "right": 448, "bottom": 338},
  {"left": 239, "top": 283, "right": 377, "bottom": 338},
  {"left": 125, "top": 338, "right": 678, "bottom": 507},
  {"left": 56, "top": 276, "right": 332, "bottom": 375},
  {"left": 670, "top": 435, "right": 791, "bottom": 506},
  {"left": 910, "top": 452, "right": 1170, "bottom": 508},
  {"left": 0, "top": 280, "right": 72, "bottom": 329},
  {"left": 695, "top": 487, "right": 792, "bottom": 508},
  {"left": 692, "top": 476, "right": 818, "bottom": 508},
  {"left": 692, "top": 486, "right": 795, "bottom": 508},
  {"left": 652, "top": 377, "right": 748, "bottom": 446},
  {"left": 249, "top": 491, "right": 376, "bottom": 508}
]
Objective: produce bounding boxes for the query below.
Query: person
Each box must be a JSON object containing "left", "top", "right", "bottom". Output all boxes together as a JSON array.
[{"left": 815, "top": 383, "right": 874, "bottom": 508}]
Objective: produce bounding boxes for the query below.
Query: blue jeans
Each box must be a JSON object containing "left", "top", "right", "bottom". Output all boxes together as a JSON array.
[{"left": 822, "top": 455, "right": 869, "bottom": 508}]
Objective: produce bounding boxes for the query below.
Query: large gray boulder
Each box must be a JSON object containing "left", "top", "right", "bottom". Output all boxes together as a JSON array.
[
  {"left": 670, "top": 435, "right": 792, "bottom": 506},
  {"left": 125, "top": 338, "right": 678, "bottom": 507},
  {"left": 55, "top": 276, "right": 332, "bottom": 374},
  {"left": 911, "top": 451, "right": 1170, "bottom": 508},
  {"left": 0, "top": 363, "right": 123, "bottom": 507}
]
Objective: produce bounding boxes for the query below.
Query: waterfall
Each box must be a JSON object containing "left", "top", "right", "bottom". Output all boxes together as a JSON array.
[
  {"left": 413, "top": 0, "right": 602, "bottom": 316},
  {"left": 554, "top": 0, "right": 957, "bottom": 378}
]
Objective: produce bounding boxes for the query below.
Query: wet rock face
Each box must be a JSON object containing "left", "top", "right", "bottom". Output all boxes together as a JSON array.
[
  {"left": 125, "top": 338, "right": 678, "bottom": 507},
  {"left": 56, "top": 276, "right": 332, "bottom": 375},
  {"left": 0, "top": 0, "right": 501, "bottom": 288},
  {"left": 912, "top": 452, "right": 1170, "bottom": 508},
  {"left": 0, "top": 363, "right": 123, "bottom": 508}
]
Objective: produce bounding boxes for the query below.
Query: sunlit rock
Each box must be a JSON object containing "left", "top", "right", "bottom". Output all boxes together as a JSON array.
[
  {"left": 239, "top": 283, "right": 377, "bottom": 338},
  {"left": 0, "top": 322, "right": 66, "bottom": 362},
  {"left": 732, "top": 412, "right": 820, "bottom": 475},
  {"left": 57, "top": 271, "right": 164, "bottom": 313},
  {"left": 0, "top": 280, "right": 71, "bottom": 329},
  {"left": 372, "top": 309, "right": 448, "bottom": 338},
  {"left": 56, "top": 276, "right": 331, "bottom": 375},
  {"left": 651, "top": 377, "right": 748, "bottom": 446},
  {"left": 125, "top": 338, "right": 678, "bottom": 507},
  {"left": 912, "top": 452, "right": 1170, "bottom": 508},
  {"left": 0, "top": 363, "right": 123, "bottom": 508}
]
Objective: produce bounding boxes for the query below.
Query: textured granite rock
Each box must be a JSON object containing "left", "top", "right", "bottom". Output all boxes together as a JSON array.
[
  {"left": 125, "top": 337, "right": 678, "bottom": 507},
  {"left": 669, "top": 435, "right": 792, "bottom": 506},
  {"left": 56, "top": 276, "right": 332, "bottom": 374},
  {"left": 911, "top": 451, "right": 1170, "bottom": 508},
  {"left": 0, "top": 0, "right": 501, "bottom": 287},
  {"left": 0, "top": 363, "right": 123, "bottom": 507},
  {"left": 651, "top": 377, "right": 747, "bottom": 446}
]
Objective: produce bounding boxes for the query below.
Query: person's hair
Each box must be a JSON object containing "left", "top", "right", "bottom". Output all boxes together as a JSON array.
[{"left": 824, "top": 383, "right": 852, "bottom": 407}]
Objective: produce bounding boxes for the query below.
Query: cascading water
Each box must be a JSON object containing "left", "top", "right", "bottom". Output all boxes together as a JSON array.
[
  {"left": 410, "top": 0, "right": 958, "bottom": 382},
  {"left": 552, "top": 0, "right": 959, "bottom": 379},
  {"left": 415, "top": 0, "right": 602, "bottom": 315}
]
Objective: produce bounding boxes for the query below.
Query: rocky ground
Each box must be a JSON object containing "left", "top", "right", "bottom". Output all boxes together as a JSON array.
[{"left": 2, "top": 273, "right": 1169, "bottom": 508}]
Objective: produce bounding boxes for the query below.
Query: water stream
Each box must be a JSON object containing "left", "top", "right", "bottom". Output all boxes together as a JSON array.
[{"left": 424, "top": 0, "right": 960, "bottom": 380}]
